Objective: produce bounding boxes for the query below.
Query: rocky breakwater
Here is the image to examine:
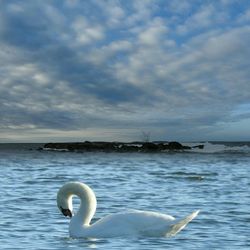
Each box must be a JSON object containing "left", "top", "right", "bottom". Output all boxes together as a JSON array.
[{"left": 42, "top": 141, "right": 204, "bottom": 153}]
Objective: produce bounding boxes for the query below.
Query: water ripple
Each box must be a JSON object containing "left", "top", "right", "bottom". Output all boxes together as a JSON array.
[{"left": 0, "top": 151, "right": 249, "bottom": 249}]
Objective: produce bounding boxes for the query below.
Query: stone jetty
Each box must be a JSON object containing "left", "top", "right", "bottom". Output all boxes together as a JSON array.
[{"left": 41, "top": 141, "right": 204, "bottom": 153}]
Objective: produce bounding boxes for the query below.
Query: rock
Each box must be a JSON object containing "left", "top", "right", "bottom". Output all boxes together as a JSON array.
[
  {"left": 41, "top": 141, "right": 198, "bottom": 153},
  {"left": 167, "top": 141, "right": 186, "bottom": 150},
  {"left": 141, "top": 142, "right": 159, "bottom": 152},
  {"left": 118, "top": 144, "right": 140, "bottom": 152}
]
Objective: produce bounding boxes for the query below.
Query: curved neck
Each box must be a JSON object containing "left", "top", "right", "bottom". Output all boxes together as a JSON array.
[
  {"left": 75, "top": 183, "right": 97, "bottom": 225},
  {"left": 65, "top": 182, "right": 97, "bottom": 226}
]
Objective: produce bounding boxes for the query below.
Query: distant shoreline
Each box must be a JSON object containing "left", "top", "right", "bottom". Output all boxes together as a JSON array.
[{"left": 40, "top": 141, "right": 204, "bottom": 153}]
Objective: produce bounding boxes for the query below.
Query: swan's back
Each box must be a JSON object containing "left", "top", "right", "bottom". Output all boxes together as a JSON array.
[{"left": 70, "top": 209, "right": 198, "bottom": 238}]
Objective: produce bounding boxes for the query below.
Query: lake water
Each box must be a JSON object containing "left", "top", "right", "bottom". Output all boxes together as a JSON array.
[{"left": 0, "top": 143, "right": 250, "bottom": 249}]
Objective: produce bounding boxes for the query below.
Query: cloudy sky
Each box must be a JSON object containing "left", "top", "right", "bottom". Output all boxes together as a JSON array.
[{"left": 0, "top": 0, "right": 250, "bottom": 142}]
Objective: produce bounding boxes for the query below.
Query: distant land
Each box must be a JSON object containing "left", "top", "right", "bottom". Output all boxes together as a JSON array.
[{"left": 40, "top": 141, "right": 204, "bottom": 153}]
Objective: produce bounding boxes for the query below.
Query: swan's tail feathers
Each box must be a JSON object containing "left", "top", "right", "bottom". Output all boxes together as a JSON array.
[{"left": 166, "top": 210, "right": 200, "bottom": 237}]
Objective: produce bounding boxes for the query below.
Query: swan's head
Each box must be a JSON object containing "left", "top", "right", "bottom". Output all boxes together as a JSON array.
[
  {"left": 57, "top": 183, "right": 74, "bottom": 218},
  {"left": 57, "top": 181, "right": 97, "bottom": 223}
]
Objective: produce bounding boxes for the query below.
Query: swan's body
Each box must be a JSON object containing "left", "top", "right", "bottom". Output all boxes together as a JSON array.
[{"left": 57, "top": 182, "right": 199, "bottom": 238}]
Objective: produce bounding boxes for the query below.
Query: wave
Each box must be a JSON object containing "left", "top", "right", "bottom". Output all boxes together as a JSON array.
[{"left": 183, "top": 141, "right": 250, "bottom": 154}]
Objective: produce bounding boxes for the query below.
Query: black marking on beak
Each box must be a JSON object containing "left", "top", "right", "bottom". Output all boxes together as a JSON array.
[{"left": 60, "top": 206, "right": 72, "bottom": 218}]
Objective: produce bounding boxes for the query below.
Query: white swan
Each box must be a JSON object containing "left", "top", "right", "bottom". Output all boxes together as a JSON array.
[{"left": 57, "top": 182, "right": 199, "bottom": 238}]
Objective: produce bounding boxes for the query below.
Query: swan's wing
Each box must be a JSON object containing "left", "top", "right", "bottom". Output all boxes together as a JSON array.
[
  {"left": 130, "top": 210, "right": 176, "bottom": 236},
  {"left": 87, "top": 210, "right": 199, "bottom": 238},
  {"left": 89, "top": 210, "right": 175, "bottom": 237},
  {"left": 166, "top": 210, "right": 200, "bottom": 237}
]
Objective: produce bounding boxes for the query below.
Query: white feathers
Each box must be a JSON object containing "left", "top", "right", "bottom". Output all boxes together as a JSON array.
[{"left": 57, "top": 181, "right": 199, "bottom": 238}]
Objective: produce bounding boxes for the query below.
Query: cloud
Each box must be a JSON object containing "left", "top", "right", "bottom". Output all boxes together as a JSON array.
[
  {"left": 138, "top": 17, "right": 168, "bottom": 45},
  {"left": 0, "top": 0, "right": 250, "bottom": 141},
  {"left": 176, "top": 3, "right": 228, "bottom": 35},
  {"left": 72, "top": 16, "right": 105, "bottom": 45},
  {"left": 237, "top": 8, "right": 250, "bottom": 23}
]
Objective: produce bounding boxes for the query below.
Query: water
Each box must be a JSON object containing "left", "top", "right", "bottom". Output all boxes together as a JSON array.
[{"left": 0, "top": 143, "right": 250, "bottom": 249}]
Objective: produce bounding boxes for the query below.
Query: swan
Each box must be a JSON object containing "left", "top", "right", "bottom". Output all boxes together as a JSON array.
[{"left": 57, "top": 181, "right": 199, "bottom": 238}]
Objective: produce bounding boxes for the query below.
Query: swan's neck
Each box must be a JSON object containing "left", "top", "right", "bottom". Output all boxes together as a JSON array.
[
  {"left": 75, "top": 185, "right": 96, "bottom": 225},
  {"left": 66, "top": 182, "right": 97, "bottom": 226}
]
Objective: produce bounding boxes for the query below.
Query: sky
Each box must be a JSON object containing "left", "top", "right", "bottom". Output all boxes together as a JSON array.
[{"left": 0, "top": 0, "right": 250, "bottom": 142}]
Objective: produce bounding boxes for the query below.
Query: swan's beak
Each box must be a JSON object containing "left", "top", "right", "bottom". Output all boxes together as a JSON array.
[{"left": 61, "top": 207, "right": 72, "bottom": 218}]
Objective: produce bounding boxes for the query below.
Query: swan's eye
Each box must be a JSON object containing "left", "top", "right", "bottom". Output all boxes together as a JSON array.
[{"left": 60, "top": 206, "right": 72, "bottom": 218}]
